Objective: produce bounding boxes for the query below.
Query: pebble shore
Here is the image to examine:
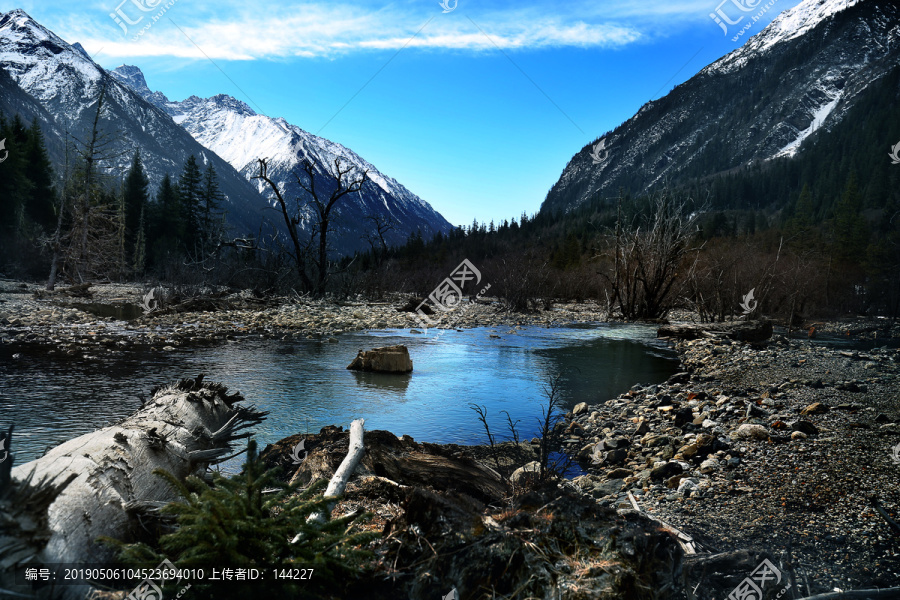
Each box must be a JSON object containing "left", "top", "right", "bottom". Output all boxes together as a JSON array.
[
  {"left": 0, "top": 280, "right": 607, "bottom": 353},
  {"left": 566, "top": 331, "right": 900, "bottom": 593}
]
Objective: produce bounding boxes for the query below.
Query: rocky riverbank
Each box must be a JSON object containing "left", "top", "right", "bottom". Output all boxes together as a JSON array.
[
  {"left": 252, "top": 321, "right": 900, "bottom": 597},
  {"left": 565, "top": 332, "right": 900, "bottom": 595},
  {"left": 0, "top": 279, "right": 607, "bottom": 353}
]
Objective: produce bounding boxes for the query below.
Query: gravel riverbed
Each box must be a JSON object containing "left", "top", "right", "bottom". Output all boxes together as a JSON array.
[
  {"left": 0, "top": 280, "right": 607, "bottom": 353},
  {"left": 566, "top": 331, "right": 900, "bottom": 595}
]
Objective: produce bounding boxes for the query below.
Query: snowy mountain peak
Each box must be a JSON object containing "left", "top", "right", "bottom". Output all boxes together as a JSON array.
[
  {"left": 0, "top": 9, "right": 105, "bottom": 104},
  {"left": 542, "top": 0, "right": 899, "bottom": 214},
  {"left": 1, "top": 9, "right": 72, "bottom": 52},
  {"left": 753, "top": 0, "right": 861, "bottom": 48},
  {"left": 71, "top": 42, "right": 91, "bottom": 60},
  {"left": 111, "top": 65, "right": 152, "bottom": 97},
  {"left": 111, "top": 60, "right": 452, "bottom": 246},
  {"left": 708, "top": 0, "right": 862, "bottom": 73}
]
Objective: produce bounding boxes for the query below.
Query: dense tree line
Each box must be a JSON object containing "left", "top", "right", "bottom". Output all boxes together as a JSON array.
[{"left": 0, "top": 107, "right": 226, "bottom": 283}]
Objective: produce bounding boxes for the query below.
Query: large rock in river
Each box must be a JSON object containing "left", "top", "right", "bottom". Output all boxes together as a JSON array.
[{"left": 347, "top": 344, "right": 413, "bottom": 373}]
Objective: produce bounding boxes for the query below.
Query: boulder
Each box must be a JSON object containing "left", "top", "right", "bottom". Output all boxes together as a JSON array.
[
  {"left": 791, "top": 420, "right": 819, "bottom": 436},
  {"left": 510, "top": 461, "right": 542, "bottom": 487},
  {"left": 699, "top": 457, "right": 720, "bottom": 474},
  {"left": 593, "top": 478, "right": 625, "bottom": 497},
  {"left": 746, "top": 403, "right": 769, "bottom": 418},
  {"left": 650, "top": 461, "right": 683, "bottom": 480},
  {"left": 573, "top": 402, "right": 589, "bottom": 415},
  {"left": 347, "top": 345, "right": 413, "bottom": 373},
  {"left": 606, "top": 467, "right": 633, "bottom": 480},
  {"left": 640, "top": 433, "right": 673, "bottom": 448},
  {"left": 800, "top": 402, "right": 828, "bottom": 415},
  {"left": 730, "top": 424, "right": 769, "bottom": 440},
  {"left": 677, "top": 433, "right": 715, "bottom": 460},
  {"left": 603, "top": 448, "right": 629, "bottom": 466}
]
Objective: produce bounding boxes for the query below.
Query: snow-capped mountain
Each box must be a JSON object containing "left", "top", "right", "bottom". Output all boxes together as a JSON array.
[
  {"left": 0, "top": 9, "right": 272, "bottom": 235},
  {"left": 0, "top": 9, "right": 452, "bottom": 254},
  {"left": 542, "top": 0, "right": 900, "bottom": 215},
  {"left": 111, "top": 65, "right": 453, "bottom": 251}
]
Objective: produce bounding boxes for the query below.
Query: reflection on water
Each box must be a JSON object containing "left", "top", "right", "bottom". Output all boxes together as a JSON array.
[
  {"left": 0, "top": 323, "right": 678, "bottom": 470},
  {"left": 67, "top": 302, "right": 145, "bottom": 321}
]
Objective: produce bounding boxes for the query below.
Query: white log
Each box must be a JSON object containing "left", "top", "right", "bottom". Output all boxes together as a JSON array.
[
  {"left": 0, "top": 376, "right": 266, "bottom": 598},
  {"left": 303, "top": 418, "right": 365, "bottom": 528}
]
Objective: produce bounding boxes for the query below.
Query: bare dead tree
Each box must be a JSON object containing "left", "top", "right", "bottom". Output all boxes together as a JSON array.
[
  {"left": 253, "top": 156, "right": 368, "bottom": 295},
  {"left": 67, "top": 78, "right": 121, "bottom": 282},
  {"left": 469, "top": 403, "right": 502, "bottom": 472},
  {"left": 46, "top": 122, "right": 74, "bottom": 290},
  {"left": 536, "top": 372, "right": 569, "bottom": 482},
  {"left": 501, "top": 410, "right": 521, "bottom": 445},
  {"left": 253, "top": 158, "right": 315, "bottom": 292},
  {"left": 362, "top": 212, "right": 395, "bottom": 267},
  {"left": 599, "top": 190, "right": 704, "bottom": 320},
  {"left": 299, "top": 157, "right": 368, "bottom": 295}
]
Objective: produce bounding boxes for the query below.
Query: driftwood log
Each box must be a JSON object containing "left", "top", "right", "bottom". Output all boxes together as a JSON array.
[
  {"left": 305, "top": 418, "right": 366, "bottom": 526},
  {"left": 0, "top": 376, "right": 266, "bottom": 597},
  {"left": 657, "top": 320, "right": 773, "bottom": 342}
]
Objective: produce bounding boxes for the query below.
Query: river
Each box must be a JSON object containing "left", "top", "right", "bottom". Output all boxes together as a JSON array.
[{"left": 0, "top": 323, "right": 678, "bottom": 468}]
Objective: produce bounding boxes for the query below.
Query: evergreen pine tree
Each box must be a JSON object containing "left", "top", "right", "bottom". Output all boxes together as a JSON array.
[
  {"left": 107, "top": 440, "right": 377, "bottom": 600},
  {"left": 149, "top": 173, "right": 181, "bottom": 267},
  {"left": 831, "top": 174, "right": 868, "bottom": 262},
  {"left": 177, "top": 155, "right": 203, "bottom": 252},
  {"left": 0, "top": 113, "right": 33, "bottom": 241},
  {"left": 133, "top": 205, "right": 147, "bottom": 274},
  {"left": 22, "top": 117, "right": 56, "bottom": 232},
  {"left": 198, "top": 162, "right": 225, "bottom": 254},
  {"left": 123, "top": 149, "right": 150, "bottom": 263}
]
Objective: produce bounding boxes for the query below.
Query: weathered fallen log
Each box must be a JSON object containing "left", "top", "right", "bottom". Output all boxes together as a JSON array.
[
  {"left": 0, "top": 376, "right": 266, "bottom": 597},
  {"left": 657, "top": 320, "right": 773, "bottom": 342},
  {"left": 306, "top": 418, "right": 365, "bottom": 525}
]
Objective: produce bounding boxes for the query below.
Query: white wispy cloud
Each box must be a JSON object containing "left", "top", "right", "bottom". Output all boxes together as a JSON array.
[{"left": 48, "top": 0, "right": 725, "bottom": 60}]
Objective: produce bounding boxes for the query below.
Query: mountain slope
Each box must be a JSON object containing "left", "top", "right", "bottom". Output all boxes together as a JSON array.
[
  {"left": 111, "top": 65, "right": 454, "bottom": 253},
  {"left": 542, "top": 0, "right": 900, "bottom": 215},
  {"left": 0, "top": 9, "right": 273, "bottom": 236}
]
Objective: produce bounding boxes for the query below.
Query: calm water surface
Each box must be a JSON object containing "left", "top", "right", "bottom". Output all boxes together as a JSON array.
[{"left": 0, "top": 323, "right": 678, "bottom": 468}]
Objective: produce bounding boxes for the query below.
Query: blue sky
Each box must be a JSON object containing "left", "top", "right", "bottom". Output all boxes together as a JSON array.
[{"left": 3, "top": 0, "right": 804, "bottom": 227}]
